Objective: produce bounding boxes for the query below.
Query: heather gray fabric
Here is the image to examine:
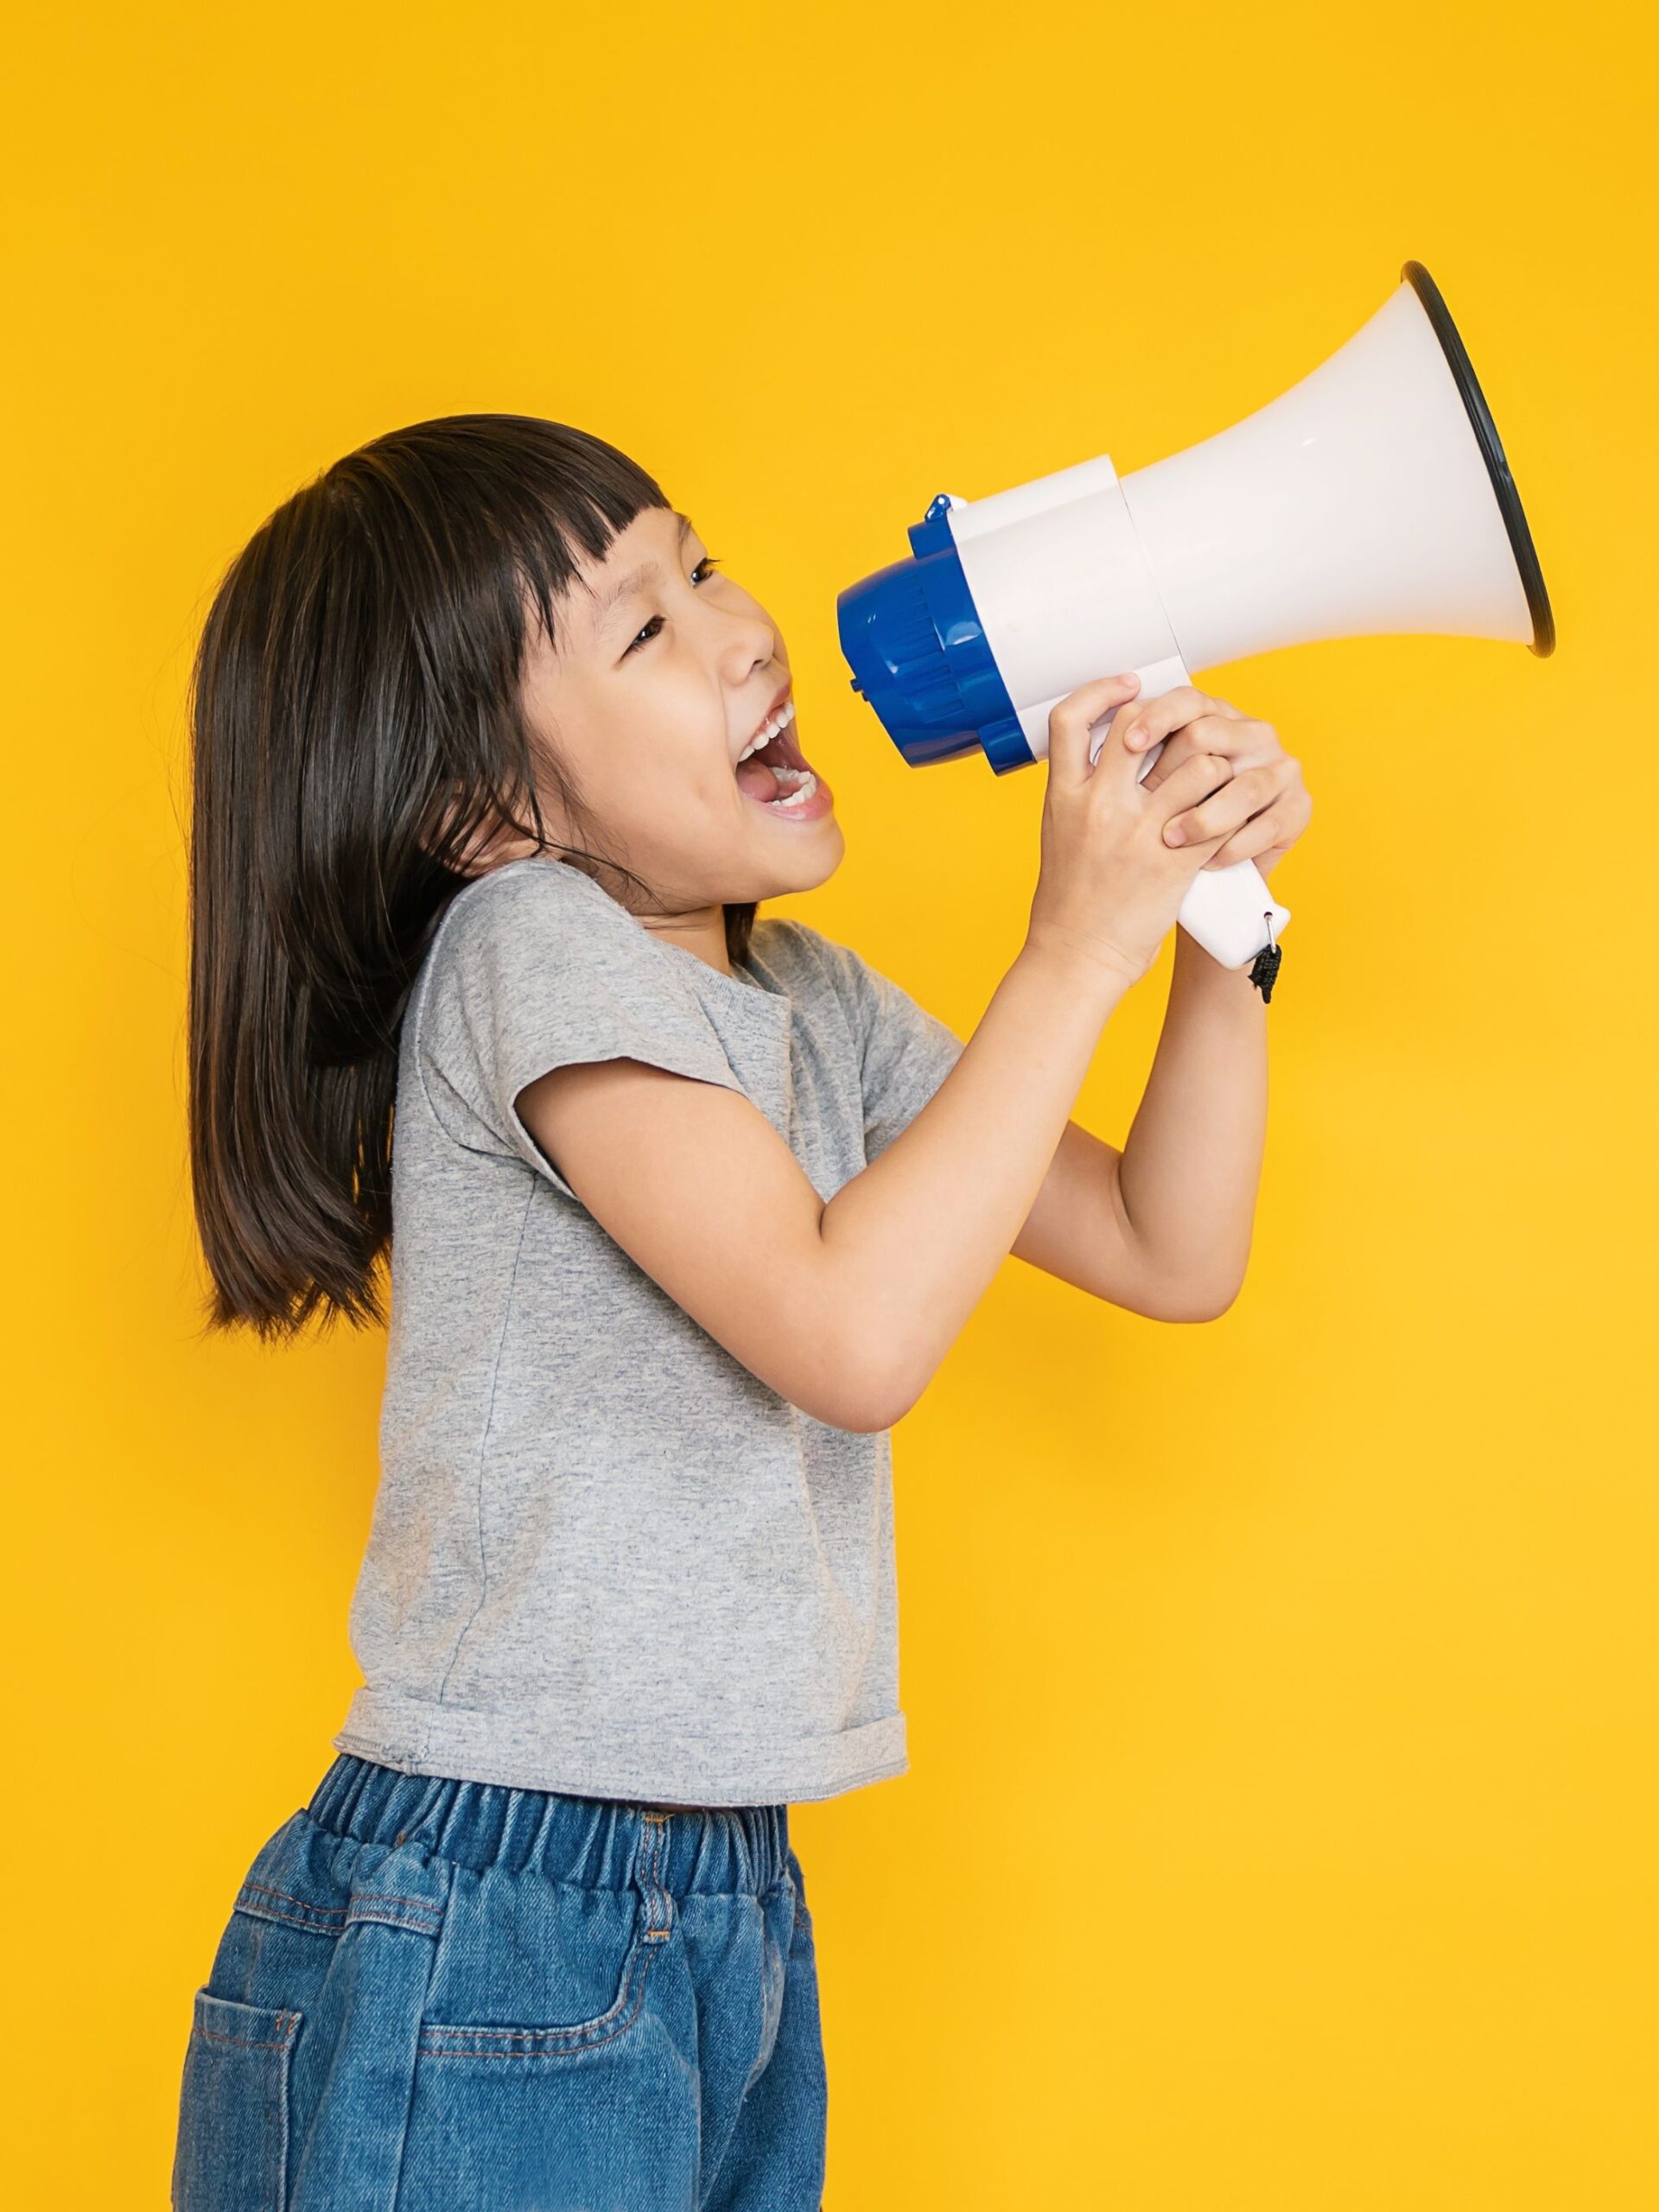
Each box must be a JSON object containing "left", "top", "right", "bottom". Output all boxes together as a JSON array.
[{"left": 333, "top": 856, "right": 965, "bottom": 1807}]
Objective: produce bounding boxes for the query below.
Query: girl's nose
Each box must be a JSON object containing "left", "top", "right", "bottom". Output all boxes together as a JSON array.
[{"left": 721, "top": 620, "right": 776, "bottom": 687}]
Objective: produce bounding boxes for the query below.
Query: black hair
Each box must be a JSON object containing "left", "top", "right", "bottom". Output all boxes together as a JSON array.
[{"left": 185, "top": 413, "right": 756, "bottom": 1341}]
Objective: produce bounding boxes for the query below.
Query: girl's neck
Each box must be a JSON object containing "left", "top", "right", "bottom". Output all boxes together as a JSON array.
[{"left": 634, "top": 903, "right": 736, "bottom": 980}]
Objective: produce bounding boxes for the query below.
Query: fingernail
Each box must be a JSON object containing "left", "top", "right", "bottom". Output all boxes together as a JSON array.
[
  {"left": 1165, "top": 825, "right": 1185, "bottom": 846},
  {"left": 1123, "top": 726, "right": 1143, "bottom": 747}
]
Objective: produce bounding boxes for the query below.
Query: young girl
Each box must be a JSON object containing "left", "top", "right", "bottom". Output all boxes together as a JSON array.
[{"left": 171, "top": 414, "right": 1310, "bottom": 2210}]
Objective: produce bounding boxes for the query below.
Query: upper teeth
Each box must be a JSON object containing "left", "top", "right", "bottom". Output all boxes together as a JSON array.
[{"left": 737, "top": 697, "right": 796, "bottom": 763}]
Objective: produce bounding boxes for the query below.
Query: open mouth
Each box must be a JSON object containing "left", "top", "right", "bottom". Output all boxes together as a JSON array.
[{"left": 734, "top": 697, "right": 830, "bottom": 816}]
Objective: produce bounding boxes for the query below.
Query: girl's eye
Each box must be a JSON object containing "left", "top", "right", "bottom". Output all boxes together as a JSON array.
[{"left": 622, "top": 556, "right": 723, "bottom": 657}]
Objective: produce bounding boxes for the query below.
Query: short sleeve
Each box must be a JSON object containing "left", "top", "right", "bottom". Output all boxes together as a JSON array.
[
  {"left": 785, "top": 925, "right": 966, "bottom": 1163},
  {"left": 414, "top": 858, "right": 747, "bottom": 1200}
]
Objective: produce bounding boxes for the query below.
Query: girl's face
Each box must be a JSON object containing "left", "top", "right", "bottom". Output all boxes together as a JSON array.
[{"left": 517, "top": 505, "right": 844, "bottom": 912}]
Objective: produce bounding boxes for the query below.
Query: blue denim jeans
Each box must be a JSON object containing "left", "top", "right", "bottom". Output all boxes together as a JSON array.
[{"left": 171, "top": 1751, "right": 827, "bottom": 2209}]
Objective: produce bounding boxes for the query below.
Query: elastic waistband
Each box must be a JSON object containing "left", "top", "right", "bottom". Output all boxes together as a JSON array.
[{"left": 306, "top": 1753, "right": 791, "bottom": 1897}]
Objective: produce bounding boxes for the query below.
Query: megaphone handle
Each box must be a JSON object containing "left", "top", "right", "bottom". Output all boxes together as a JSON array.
[
  {"left": 1175, "top": 858, "right": 1291, "bottom": 974},
  {"left": 1128, "top": 732, "right": 1293, "bottom": 971}
]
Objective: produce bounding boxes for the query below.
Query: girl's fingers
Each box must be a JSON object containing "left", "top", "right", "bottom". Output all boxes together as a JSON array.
[
  {"left": 1204, "top": 781, "right": 1312, "bottom": 868},
  {"left": 1136, "top": 729, "right": 1193, "bottom": 794},
  {"left": 1162, "top": 762, "right": 1281, "bottom": 849},
  {"left": 1202, "top": 808, "right": 1293, "bottom": 870},
  {"left": 1137, "top": 712, "right": 1267, "bottom": 791},
  {"left": 1114, "top": 686, "right": 1215, "bottom": 764},
  {"left": 1046, "top": 673, "right": 1141, "bottom": 790},
  {"left": 1145, "top": 748, "right": 1242, "bottom": 835}
]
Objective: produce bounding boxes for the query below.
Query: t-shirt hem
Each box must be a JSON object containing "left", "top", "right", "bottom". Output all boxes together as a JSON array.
[{"left": 331, "top": 1689, "right": 909, "bottom": 1808}]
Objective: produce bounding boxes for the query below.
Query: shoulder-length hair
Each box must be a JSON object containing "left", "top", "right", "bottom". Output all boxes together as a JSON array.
[{"left": 186, "top": 413, "right": 756, "bottom": 1341}]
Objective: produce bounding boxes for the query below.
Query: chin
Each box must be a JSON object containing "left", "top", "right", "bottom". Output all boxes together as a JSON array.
[{"left": 768, "top": 819, "right": 845, "bottom": 899}]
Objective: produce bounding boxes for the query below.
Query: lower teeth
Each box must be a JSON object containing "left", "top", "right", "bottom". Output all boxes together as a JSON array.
[{"left": 766, "top": 766, "right": 817, "bottom": 810}]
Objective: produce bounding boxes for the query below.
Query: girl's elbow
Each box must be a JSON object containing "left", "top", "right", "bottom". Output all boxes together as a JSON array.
[
  {"left": 833, "top": 1370, "right": 925, "bottom": 1435},
  {"left": 823, "top": 1329, "right": 928, "bottom": 1434},
  {"left": 1129, "top": 1269, "right": 1246, "bottom": 1323},
  {"left": 804, "top": 1380, "right": 912, "bottom": 1436},
  {"left": 760, "top": 1306, "right": 922, "bottom": 1433}
]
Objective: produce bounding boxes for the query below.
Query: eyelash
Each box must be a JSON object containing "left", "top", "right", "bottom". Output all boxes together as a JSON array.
[{"left": 622, "top": 556, "right": 722, "bottom": 656}]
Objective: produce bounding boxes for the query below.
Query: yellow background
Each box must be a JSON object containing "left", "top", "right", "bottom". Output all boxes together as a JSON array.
[{"left": 5, "top": 1, "right": 1655, "bottom": 2202}]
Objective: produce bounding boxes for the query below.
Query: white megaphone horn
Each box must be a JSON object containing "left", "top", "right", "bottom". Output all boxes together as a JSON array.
[{"left": 837, "top": 261, "right": 1554, "bottom": 982}]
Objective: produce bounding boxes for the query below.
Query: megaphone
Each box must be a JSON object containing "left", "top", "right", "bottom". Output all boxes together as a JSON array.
[{"left": 837, "top": 261, "right": 1554, "bottom": 976}]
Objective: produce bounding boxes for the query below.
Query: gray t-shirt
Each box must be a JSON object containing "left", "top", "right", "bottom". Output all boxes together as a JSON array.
[{"left": 332, "top": 856, "right": 965, "bottom": 1807}]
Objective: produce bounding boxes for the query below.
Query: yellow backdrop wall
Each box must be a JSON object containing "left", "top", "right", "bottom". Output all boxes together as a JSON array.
[{"left": 5, "top": 1, "right": 1655, "bottom": 2202}]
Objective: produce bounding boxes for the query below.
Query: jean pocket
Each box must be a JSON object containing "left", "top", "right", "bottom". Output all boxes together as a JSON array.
[
  {"left": 416, "top": 1885, "right": 665, "bottom": 2064},
  {"left": 171, "top": 1989, "right": 303, "bottom": 2211}
]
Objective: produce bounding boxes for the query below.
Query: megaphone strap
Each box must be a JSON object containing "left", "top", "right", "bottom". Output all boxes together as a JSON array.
[{"left": 1248, "top": 912, "right": 1283, "bottom": 1002}]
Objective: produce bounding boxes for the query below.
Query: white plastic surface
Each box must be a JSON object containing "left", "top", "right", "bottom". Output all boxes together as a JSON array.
[
  {"left": 931, "top": 270, "right": 1548, "bottom": 967},
  {"left": 948, "top": 468, "right": 1287, "bottom": 967},
  {"left": 1118, "top": 278, "right": 1536, "bottom": 664}
]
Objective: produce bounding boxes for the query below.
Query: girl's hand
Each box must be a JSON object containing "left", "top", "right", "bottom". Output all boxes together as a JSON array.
[
  {"left": 1027, "top": 672, "right": 1278, "bottom": 987},
  {"left": 1118, "top": 686, "right": 1312, "bottom": 884}
]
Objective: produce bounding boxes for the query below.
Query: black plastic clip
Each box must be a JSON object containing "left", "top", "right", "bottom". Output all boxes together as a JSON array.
[{"left": 1248, "top": 912, "right": 1282, "bottom": 1002}]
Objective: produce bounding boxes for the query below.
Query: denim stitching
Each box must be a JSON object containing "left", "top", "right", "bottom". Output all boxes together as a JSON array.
[
  {"left": 234, "top": 1881, "right": 443, "bottom": 1939},
  {"left": 343, "top": 1903, "right": 446, "bottom": 1936},
  {"left": 416, "top": 1948, "right": 655, "bottom": 2059},
  {"left": 642, "top": 1813, "right": 672, "bottom": 1942},
  {"left": 193, "top": 2005, "right": 302, "bottom": 2053},
  {"left": 241, "top": 1880, "right": 438, "bottom": 1918}
]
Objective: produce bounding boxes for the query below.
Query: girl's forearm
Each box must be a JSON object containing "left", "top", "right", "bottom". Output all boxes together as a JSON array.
[
  {"left": 1116, "top": 918, "right": 1269, "bottom": 1310},
  {"left": 818, "top": 934, "right": 1130, "bottom": 1415}
]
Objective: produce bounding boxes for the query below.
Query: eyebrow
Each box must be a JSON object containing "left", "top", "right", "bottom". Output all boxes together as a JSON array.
[{"left": 588, "top": 512, "right": 696, "bottom": 631}]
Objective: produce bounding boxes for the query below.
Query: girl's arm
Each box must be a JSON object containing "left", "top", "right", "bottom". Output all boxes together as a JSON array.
[
  {"left": 1009, "top": 923, "right": 1267, "bottom": 1319},
  {"left": 1118, "top": 921, "right": 1268, "bottom": 1308},
  {"left": 518, "top": 678, "right": 1306, "bottom": 1434},
  {"left": 516, "top": 927, "right": 1141, "bottom": 1435},
  {"left": 1011, "top": 683, "right": 1308, "bottom": 1323}
]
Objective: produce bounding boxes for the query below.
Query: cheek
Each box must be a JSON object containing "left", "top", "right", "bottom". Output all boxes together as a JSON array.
[
  {"left": 705, "top": 764, "right": 747, "bottom": 819},
  {"left": 632, "top": 750, "right": 738, "bottom": 828},
  {"left": 690, "top": 746, "right": 741, "bottom": 809}
]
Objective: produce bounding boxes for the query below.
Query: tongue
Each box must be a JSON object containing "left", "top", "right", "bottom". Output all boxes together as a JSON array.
[{"left": 736, "top": 753, "right": 785, "bottom": 802}]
